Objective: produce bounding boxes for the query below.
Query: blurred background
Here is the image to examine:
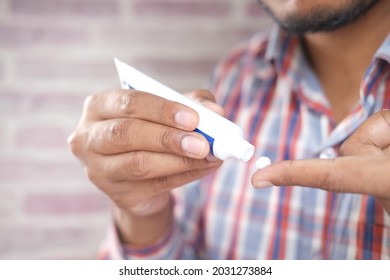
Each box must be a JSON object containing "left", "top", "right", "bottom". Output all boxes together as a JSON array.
[{"left": 0, "top": 0, "right": 271, "bottom": 259}]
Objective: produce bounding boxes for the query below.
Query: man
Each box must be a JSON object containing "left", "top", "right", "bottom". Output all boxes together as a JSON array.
[{"left": 69, "top": 0, "right": 390, "bottom": 259}]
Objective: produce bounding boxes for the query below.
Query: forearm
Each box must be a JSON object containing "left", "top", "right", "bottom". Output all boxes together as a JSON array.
[{"left": 113, "top": 197, "right": 174, "bottom": 247}]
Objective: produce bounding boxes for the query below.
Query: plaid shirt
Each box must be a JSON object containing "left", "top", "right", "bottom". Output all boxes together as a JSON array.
[{"left": 101, "top": 26, "right": 390, "bottom": 260}]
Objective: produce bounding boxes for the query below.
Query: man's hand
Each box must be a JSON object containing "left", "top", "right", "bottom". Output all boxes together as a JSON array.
[
  {"left": 252, "top": 110, "right": 390, "bottom": 214},
  {"left": 68, "top": 89, "right": 223, "bottom": 245}
]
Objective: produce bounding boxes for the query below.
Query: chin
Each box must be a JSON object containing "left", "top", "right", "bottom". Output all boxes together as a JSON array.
[{"left": 258, "top": 0, "right": 379, "bottom": 34}]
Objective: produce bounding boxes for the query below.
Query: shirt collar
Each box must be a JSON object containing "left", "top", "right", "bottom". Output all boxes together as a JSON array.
[
  {"left": 256, "top": 26, "right": 329, "bottom": 110},
  {"left": 263, "top": 25, "right": 299, "bottom": 66},
  {"left": 373, "top": 32, "right": 390, "bottom": 63}
]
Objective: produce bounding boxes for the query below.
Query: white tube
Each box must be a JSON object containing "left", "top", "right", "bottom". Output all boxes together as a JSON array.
[{"left": 114, "top": 58, "right": 255, "bottom": 162}]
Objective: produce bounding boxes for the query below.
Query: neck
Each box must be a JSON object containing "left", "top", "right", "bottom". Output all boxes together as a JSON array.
[{"left": 302, "top": 0, "right": 390, "bottom": 123}]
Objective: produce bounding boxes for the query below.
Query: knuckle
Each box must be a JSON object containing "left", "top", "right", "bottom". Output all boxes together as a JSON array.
[
  {"left": 179, "top": 155, "right": 196, "bottom": 169},
  {"left": 110, "top": 193, "right": 129, "bottom": 208},
  {"left": 318, "top": 159, "right": 338, "bottom": 191},
  {"left": 85, "top": 167, "right": 99, "bottom": 184},
  {"left": 159, "top": 129, "right": 178, "bottom": 150},
  {"left": 127, "top": 152, "right": 151, "bottom": 179},
  {"left": 379, "top": 110, "right": 390, "bottom": 128},
  {"left": 339, "top": 142, "right": 347, "bottom": 155},
  {"left": 279, "top": 160, "right": 297, "bottom": 187},
  {"left": 319, "top": 169, "right": 332, "bottom": 189},
  {"left": 84, "top": 93, "right": 99, "bottom": 111},
  {"left": 85, "top": 158, "right": 120, "bottom": 193},
  {"left": 67, "top": 129, "right": 85, "bottom": 158},
  {"left": 157, "top": 102, "right": 165, "bottom": 120},
  {"left": 280, "top": 174, "right": 295, "bottom": 187},
  {"left": 106, "top": 120, "right": 130, "bottom": 146},
  {"left": 120, "top": 91, "right": 138, "bottom": 116},
  {"left": 339, "top": 141, "right": 351, "bottom": 156},
  {"left": 156, "top": 100, "right": 174, "bottom": 123},
  {"left": 67, "top": 131, "right": 78, "bottom": 153},
  {"left": 155, "top": 176, "right": 170, "bottom": 191}
]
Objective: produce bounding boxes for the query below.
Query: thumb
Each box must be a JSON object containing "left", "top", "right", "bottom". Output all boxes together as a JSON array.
[{"left": 185, "top": 89, "right": 225, "bottom": 116}]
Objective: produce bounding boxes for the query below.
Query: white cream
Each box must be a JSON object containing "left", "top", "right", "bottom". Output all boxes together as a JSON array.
[{"left": 255, "top": 156, "right": 271, "bottom": 170}]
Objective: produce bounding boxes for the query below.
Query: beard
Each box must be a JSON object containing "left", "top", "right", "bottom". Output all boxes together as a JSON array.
[{"left": 258, "top": 0, "right": 380, "bottom": 35}]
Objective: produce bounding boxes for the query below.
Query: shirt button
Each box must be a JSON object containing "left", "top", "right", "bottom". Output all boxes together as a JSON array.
[{"left": 319, "top": 147, "right": 337, "bottom": 159}]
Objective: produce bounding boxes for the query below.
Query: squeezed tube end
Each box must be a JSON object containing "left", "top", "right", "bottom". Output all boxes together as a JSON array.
[
  {"left": 214, "top": 138, "right": 255, "bottom": 162},
  {"left": 235, "top": 140, "right": 255, "bottom": 162}
]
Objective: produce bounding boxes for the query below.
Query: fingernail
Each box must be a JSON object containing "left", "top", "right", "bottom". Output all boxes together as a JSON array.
[
  {"left": 206, "top": 154, "right": 220, "bottom": 162},
  {"left": 181, "top": 136, "right": 206, "bottom": 157},
  {"left": 175, "top": 110, "right": 196, "bottom": 129},
  {"left": 253, "top": 181, "right": 273, "bottom": 188}
]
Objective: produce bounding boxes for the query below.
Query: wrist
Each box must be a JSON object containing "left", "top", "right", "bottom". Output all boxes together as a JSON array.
[
  {"left": 128, "top": 192, "right": 172, "bottom": 217},
  {"left": 113, "top": 193, "right": 174, "bottom": 246}
]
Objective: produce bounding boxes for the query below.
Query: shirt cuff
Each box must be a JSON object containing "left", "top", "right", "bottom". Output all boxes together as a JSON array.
[{"left": 98, "top": 217, "right": 185, "bottom": 260}]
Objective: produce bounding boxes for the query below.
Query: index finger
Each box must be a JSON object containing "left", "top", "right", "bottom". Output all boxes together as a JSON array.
[
  {"left": 251, "top": 156, "right": 390, "bottom": 198},
  {"left": 84, "top": 89, "right": 199, "bottom": 131}
]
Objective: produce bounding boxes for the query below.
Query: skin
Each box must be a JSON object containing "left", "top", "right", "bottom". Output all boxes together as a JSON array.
[{"left": 69, "top": 0, "right": 390, "bottom": 246}]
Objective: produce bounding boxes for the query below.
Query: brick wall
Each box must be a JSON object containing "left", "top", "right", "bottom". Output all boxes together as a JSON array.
[{"left": 0, "top": 0, "right": 272, "bottom": 259}]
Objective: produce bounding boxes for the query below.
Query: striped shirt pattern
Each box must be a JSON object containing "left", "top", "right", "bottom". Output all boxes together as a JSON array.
[{"left": 101, "top": 26, "right": 390, "bottom": 259}]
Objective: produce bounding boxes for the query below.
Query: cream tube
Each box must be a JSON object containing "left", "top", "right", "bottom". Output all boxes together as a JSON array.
[{"left": 114, "top": 58, "right": 255, "bottom": 162}]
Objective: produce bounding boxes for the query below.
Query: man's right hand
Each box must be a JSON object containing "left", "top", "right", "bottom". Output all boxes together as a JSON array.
[{"left": 68, "top": 89, "right": 223, "bottom": 245}]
